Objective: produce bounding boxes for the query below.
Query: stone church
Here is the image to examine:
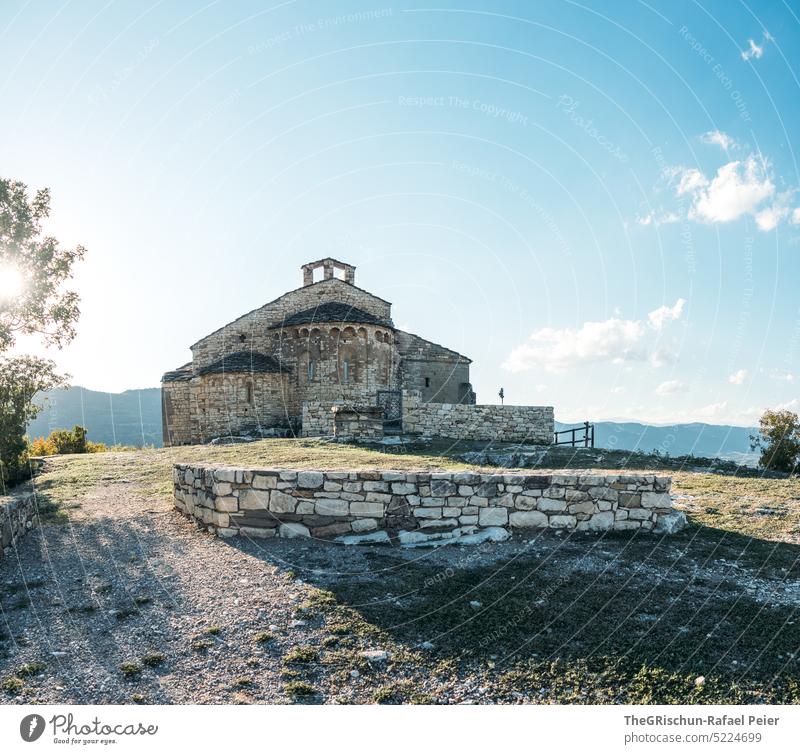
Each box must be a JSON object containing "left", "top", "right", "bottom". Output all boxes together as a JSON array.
[{"left": 161, "top": 258, "right": 481, "bottom": 446}]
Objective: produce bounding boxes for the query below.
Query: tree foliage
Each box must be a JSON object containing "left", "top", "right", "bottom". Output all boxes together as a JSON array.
[
  {"left": 751, "top": 409, "right": 800, "bottom": 473},
  {"left": 0, "top": 178, "right": 85, "bottom": 351},
  {"left": 0, "top": 177, "right": 85, "bottom": 487},
  {"left": 0, "top": 356, "right": 63, "bottom": 488}
]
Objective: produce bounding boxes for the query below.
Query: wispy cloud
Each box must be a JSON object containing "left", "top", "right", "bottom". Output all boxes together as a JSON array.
[
  {"left": 503, "top": 298, "right": 685, "bottom": 372},
  {"left": 729, "top": 368, "right": 748, "bottom": 385},
  {"left": 741, "top": 30, "right": 774, "bottom": 61},
  {"left": 648, "top": 298, "right": 685, "bottom": 330},
  {"left": 656, "top": 379, "right": 688, "bottom": 396},
  {"left": 700, "top": 130, "right": 737, "bottom": 151}
]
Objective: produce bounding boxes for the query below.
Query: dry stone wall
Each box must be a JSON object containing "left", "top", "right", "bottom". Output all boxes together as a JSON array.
[
  {"left": 402, "top": 393, "right": 554, "bottom": 444},
  {"left": 1, "top": 491, "right": 37, "bottom": 559},
  {"left": 173, "top": 464, "right": 685, "bottom": 546}
]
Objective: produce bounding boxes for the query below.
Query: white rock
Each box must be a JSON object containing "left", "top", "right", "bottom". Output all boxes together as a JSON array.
[
  {"left": 279, "top": 522, "right": 310, "bottom": 539},
  {"left": 469, "top": 600, "right": 482, "bottom": 610},
  {"left": 297, "top": 471, "right": 324, "bottom": 489},
  {"left": 335, "top": 530, "right": 391, "bottom": 546},
  {"left": 360, "top": 649, "right": 390, "bottom": 662},
  {"left": 478, "top": 507, "right": 508, "bottom": 526},
  {"left": 654, "top": 510, "right": 687, "bottom": 534}
]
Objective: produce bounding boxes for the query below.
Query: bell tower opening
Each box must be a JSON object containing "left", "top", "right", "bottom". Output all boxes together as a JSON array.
[{"left": 301, "top": 258, "right": 356, "bottom": 286}]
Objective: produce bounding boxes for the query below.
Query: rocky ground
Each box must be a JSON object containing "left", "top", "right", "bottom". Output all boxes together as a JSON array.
[{"left": 1, "top": 443, "right": 798, "bottom": 704}]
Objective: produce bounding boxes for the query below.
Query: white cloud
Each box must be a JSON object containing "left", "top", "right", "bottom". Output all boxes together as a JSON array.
[
  {"left": 676, "top": 168, "right": 708, "bottom": 196},
  {"left": 755, "top": 203, "right": 789, "bottom": 231},
  {"left": 729, "top": 369, "right": 748, "bottom": 385},
  {"left": 697, "top": 401, "right": 728, "bottom": 418},
  {"left": 648, "top": 298, "right": 686, "bottom": 330},
  {"left": 667, "top": 150, "right": 799, "bottom": 232},
  {"left": 770, "top": 370, "right": 795, "bottom": 383},
  {"left": 637, "top": 210, "right": 680, "bottom": 227},
  {"left": 741, "top": 38, "right": 764, "bottom": 61},
  {"left": 700, "top": 130, "right": 737, "bottom": 151},
  {"left": 691, "top": 156, "right": 774, "bottom": 223},
  {"left": 656, "top": 380, "right": 688, "bottom": 396},
  {"left": 503, "top": 299, "right": 685, "bottom": 372}
]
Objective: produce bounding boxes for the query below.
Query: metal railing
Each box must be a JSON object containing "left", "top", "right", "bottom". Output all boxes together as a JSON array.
[{"left": 553, "top": 421, "right": 595, "bottom": 448}]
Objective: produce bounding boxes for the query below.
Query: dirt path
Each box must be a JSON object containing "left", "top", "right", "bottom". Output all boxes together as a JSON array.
[{"left": 0, "top": 478, "right": 322, "bottom": 704}]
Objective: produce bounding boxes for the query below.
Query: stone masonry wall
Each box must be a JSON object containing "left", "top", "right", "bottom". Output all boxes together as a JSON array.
[
  {"left": 402, "top": 393, "right": 554, "bottom": 444},
  {"left": 191, "top": 278, "right": 393, "bottom": 370},
  {"left": 1, "top": 491, "right": 37, "bottom": 559},
  {"left": 173, "top": 464, "right": 684, "bottom": 546},
  {"left": 301, "top": 401, "right": 339, "bottom": 436}
]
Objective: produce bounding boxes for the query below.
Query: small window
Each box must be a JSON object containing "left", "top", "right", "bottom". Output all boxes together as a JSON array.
[
  {"left": 246, "top": 382, "right": 253, "bottom": 404},
  {"left": 307, "top": 360, "right": 315, "bottom": 380},
  {"left": 424, "top": 377, "right": 431, "bottom": 388},
  {"left": 342, "top": 359, "right": 350, "bottom": 383}
]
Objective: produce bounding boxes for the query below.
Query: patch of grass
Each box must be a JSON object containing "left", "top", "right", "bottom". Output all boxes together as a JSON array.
[
  {"left": 190, "top": 638, "right": 212, "bottom": 652},
  {"left": 284, "top": 646, "right": 318, "bottom": 664},
  {"left": 1, "top": 677, "right": 24, "bottom": 694},
  {"left": 204, "top": 626, "right": 221, "bottom": 635},
  {"left": 232, "top": 676, "right": 255, "bottom": 689},
  {"left": 16, "top": 662, "right": 46, "bottom": 677},
  {"left": 321, "top": 636, "right": 339, "bottom": 648},
  {"left": 131, "top": 693, "right": 146, "bottom": 704},
  {"left": 141, "top": 653, "right": 165, "bottom": 668},
  {"left": 119, "top": 662, "right": 142, "bottom": 679},
  {"left": 372, "top": 681, "right": 434, "bottom": 705},
  {"left": 134, "top": 596, "right": 152, "bottom": 605},
  {"left": 114, "top": 606, "right": 140, "bottom": 621},
  {"left": 254, "top": 631, "right": 274, "bottom": 644},
  {"left": 283, "top": 680, "right": 316, "bottom": 698}
]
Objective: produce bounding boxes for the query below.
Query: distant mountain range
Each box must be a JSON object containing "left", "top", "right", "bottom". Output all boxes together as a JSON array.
[
  {"left": 555, "top": 421, "right": 758, "bottom": 465},
  {"left": 27, "top": 385, "right": 759, "bottom": 463},
  {"left": 28, "top": 386, "right": 162, "bottom": 448}
]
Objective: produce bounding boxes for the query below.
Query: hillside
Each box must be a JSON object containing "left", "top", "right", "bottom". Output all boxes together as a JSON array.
[
  {"left": 27, "top": 385, "right": 759, "bottom": 461},
  {"left": 27, "top": 386, "right": 162, "bottom": 448},
  {"left": 1, "top": 440, "right": 797, "bottom": 704}
]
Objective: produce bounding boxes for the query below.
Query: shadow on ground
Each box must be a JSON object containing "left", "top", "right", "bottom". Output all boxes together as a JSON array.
[{"left": 230, "top": 524, "right": 800, "bottom": 704}]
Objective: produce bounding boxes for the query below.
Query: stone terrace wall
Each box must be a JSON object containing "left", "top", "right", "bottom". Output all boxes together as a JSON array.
[
  {"left": 1, "top": 491, "right": 37, "bottom": 559},
  {"left": 402, "top": 393, "right": 554, "bottom": 444},
  {"left": 173, "top": 464, "right": 684, "bottom": 546}
]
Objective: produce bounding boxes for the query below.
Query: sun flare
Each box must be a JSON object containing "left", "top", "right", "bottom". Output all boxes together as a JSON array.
[{"left": 0, "top": 263, "right": 24, "bottom": 301}]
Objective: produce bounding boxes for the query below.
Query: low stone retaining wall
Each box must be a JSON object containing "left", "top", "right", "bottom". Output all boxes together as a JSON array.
[
  {"left": 173, "top": 464, "right": 685, "bottom": 546},
  {"left": 402, "top": 394, "right": 554, "bottom": 444},
  {"left": 1, "top": 491, "right": 37, "bottom": 559}
]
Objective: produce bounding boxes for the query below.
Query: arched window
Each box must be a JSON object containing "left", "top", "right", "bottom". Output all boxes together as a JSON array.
[{"left": 307, "top": 359, "right": 315, "bottom": 381}]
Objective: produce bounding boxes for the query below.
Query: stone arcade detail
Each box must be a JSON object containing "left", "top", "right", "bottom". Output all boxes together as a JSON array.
[{"left": 161, "top": 258, "right": 554, "bottom": 445}]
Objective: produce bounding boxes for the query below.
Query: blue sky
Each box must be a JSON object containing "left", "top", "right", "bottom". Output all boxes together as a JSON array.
[{"left": 2, "top": 0, "right": 799, "bottom": 425}]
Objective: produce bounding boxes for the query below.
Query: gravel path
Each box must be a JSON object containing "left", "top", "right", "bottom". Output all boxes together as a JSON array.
[{"left": 0, "top": 477, "right": 347, "bottom": 704}]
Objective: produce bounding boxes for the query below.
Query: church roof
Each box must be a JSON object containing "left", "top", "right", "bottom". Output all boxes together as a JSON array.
[
  {"left": 197, "top": 351, "right": 289, "bottom": 376},
  {"left": 267, "top": 302, "right": 393, "bottom": 329}
]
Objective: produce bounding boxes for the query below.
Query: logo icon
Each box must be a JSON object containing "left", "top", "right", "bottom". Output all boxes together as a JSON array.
[{"left": 20, "top": 714, "right": 45, "bottom": 742}]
